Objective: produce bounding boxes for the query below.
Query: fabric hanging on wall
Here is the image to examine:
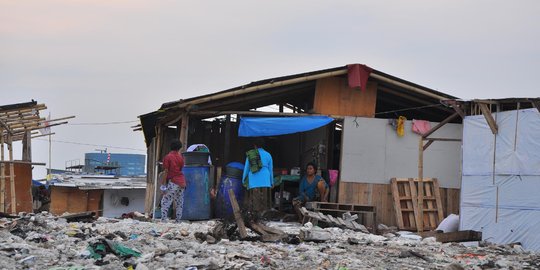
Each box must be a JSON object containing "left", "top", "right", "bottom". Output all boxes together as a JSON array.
[
  {"left": 238, "top": 116, "right": 334, "bottom": 137},
  {"left": 347, "top": 64, "right": 373, "bottom": 91},
  {"left": 412, "top": 119, "right": 432, "bottom": 136}
]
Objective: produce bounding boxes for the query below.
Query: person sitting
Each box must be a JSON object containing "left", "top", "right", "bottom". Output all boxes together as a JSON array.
[{"left": 292, "top": 162, "right": 329, "bottom": 221}]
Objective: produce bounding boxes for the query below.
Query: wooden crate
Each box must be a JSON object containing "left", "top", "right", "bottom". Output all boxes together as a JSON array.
[{"left": 391, "top": 178, "right": 444, "bottom": 231}]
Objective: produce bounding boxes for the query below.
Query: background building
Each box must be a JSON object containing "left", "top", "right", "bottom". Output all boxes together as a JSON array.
[{"left": 84, "top": 153, "right": 146, "bottom": 176}]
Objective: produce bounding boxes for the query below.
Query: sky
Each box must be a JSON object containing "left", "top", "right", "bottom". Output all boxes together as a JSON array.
[{"left": 1, "top": 1, "right": 539, "bottom": 179}]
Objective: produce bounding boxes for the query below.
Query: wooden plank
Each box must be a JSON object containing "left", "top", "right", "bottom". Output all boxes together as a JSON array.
[
  {"left": 478, "top": 103, "right": 498, "bottom": 134},
  {"left": 228, "top": 189, "right": 247, "bottom": 239},
  {"left": 409, "top": 178, "right": 421, "bottom": 230},
  {"left": 391, "top": 178, "right": 405, "bottom": 230},
  {"left": 257, "top": 223, "right": 286, "bottom": 235},
  {"left": 432, "top": 178, "right": 445, "bottom": 223},
  {"left": 313, "top": 77, "right": 377, "bottom": 117},
  {"left": 424, "top": 182, "right": 436, "bottom": 229},
  {"left": 249, "top": 223, "right": 268, "bottom": 236},
  {"left": 421, "top": 230, "right": 482, "bottom": 243}
]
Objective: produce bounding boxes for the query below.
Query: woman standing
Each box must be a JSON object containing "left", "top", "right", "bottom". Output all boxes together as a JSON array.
[{"left": 160, "top": 140, "right": 186, "bottom": 222}]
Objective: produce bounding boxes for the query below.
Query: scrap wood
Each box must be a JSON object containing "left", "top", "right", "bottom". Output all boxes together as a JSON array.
[
  {"left": 299, "top": 207, "right": 369, "bottom": 233},
  {"left": 249, "top": 222, "right": 287, "bottom": 242},
  {"left": 420, "top": 230, "right": 482, "bottom": 243},
  {"left": 256, "top": 223, "right": 285, "bottom": 235},
  {"left": 228, "top": 189, "right": 247, "bottom": 239},
  {"left": 399, "top": 250, "right": 433, "bottom": 262}
]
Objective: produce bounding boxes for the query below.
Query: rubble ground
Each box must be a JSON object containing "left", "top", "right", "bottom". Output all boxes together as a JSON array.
[{"left": 1, "top": 212, "right": 539, "bottom": 270}]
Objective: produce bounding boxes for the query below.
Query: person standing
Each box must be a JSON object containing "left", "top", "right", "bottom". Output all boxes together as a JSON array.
[
  {"left": 242, "top": 137, "right": 273, "bottom": 214},
  {"left": 160, "top": 140, "right": 186, "bottom": 222}
]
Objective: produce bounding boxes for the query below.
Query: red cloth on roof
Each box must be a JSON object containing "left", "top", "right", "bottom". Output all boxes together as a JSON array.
[
  {"left": 347, "top": 64, "right": 373, "bottom": 91},
  {"left": 163, "top": 151, "right": 186, "bottom": 187}
]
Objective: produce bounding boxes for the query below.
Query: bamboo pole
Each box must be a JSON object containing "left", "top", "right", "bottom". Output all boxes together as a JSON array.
[
  {"left": 177, "top": 68, "right": 450, "bottom": 111},
  {"left": 189, "top": 110, "right": 346, "bottom": 119}
]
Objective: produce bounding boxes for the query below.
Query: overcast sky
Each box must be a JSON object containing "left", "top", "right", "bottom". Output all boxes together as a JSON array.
[{"left": 1, "top": 1, "right": 539, "bottom": 178}]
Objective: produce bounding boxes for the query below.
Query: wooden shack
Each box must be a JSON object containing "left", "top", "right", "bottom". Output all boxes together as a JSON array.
[
  {"left": 0, "top": 101, "right": 72, "bottom": 214},
  {"left": 136, "top": 64, "right": 463, "bottom": 227}
]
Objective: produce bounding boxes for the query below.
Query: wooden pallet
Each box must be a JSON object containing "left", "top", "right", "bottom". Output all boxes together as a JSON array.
[
  {"left": 305, "top": 201, "right": 376, "bottom": 229},
  {"left": 391, "top": 178, "right": 444, "bottom": 231}
]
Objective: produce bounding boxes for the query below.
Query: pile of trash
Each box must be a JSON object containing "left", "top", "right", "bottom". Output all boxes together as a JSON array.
[{"left": 1, "top": 212, "right": 539, "bottom": 269}]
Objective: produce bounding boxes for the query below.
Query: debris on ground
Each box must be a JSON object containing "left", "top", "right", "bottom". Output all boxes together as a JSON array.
[{"left": 1, "top": 212, "right": 539, "bottom": 269}]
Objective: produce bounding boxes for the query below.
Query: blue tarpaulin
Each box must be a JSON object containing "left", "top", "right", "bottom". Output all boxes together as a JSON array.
[{"left": 238, "top": 116, "right": 334, "bottom": 137}]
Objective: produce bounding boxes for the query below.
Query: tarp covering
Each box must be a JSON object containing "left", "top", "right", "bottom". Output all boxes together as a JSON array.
[
  {"left": 238, "top": 116, "right": 334, "bottom": 137},
  {"left": 460, "top": 108, "right": 540, "bottom": 251}
]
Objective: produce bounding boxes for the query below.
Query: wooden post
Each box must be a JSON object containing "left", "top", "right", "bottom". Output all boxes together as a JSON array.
[
  {"left": 417, "top": 137, "right": 424, "bottom": 232},
  {"left": 7, "top": 134, "right": 16, "bottom": 214},
  {"left": 224, "top": 114, "right": 231, "bottom": 164},
  {"left": 145, "top": 138, "right": 156, "bottom": 215},
  {"left": 22, "top": 131, "right": 32, "bottom": 161},
  {"left": 179, "top": 113, "right": 189, "bottom": 152},
  {"left": 0, "top": 128, "right": 4, "bottom": 212}
]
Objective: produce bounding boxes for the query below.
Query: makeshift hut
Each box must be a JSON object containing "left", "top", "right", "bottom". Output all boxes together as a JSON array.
[
  {"left": 0, "top": 100, "right": 72, "bottom": 214},
  {"left": 136, "top": 64, "right": 464, "bottom": 228}
]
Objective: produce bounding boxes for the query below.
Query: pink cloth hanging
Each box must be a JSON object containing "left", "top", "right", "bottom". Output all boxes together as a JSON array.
[
  {"left": 412, "top": 119, "right": 432, "bottom": 136},
  {"left": 328, "top": 170, "right": 339, "bottom": 187}
]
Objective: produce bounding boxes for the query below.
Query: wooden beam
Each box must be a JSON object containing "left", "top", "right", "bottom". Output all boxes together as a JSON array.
[
  {"left": 451, "top": 105, "right": 465, "bottom": 119},
  {"left": 531, "top": 100, "right": 540, "bottom": 112},
  {"left": 478, "top": 103, "right": 498, "bottom": 134},
  {"left": 179, "top": 113, "right": 189, "bottom": 153},
  {"left": 22, "top": 131, "right": 31, "bottom": 161},
  {"left": 423, "top": 138, "right": 462, "bottom": 142},
  {"left": 423, "top": 139, "right": 434, "bottom": 151},
  {"left": 420, "top": 230, "right": 482, "bottom": 243},
  {"left": 224, "top": 114, "right": 231, "bottom": 164},
  {"left": 0, "top": 104, "right": 46, "bottom": 116},
  {"left": 422, "top": 112, "right": 459, "bottom": 139},
  {"left": 228, "top": 189, "right": 248, "bottom": 239},
  {"left": 189, "top": 110, "right": 345, "bottom": 119},
  {"left": 0, "top": 161, "right": 46, "bottom": 166},
  {"left": 0, "top": 120, "right": 13, "bottom": 135}
]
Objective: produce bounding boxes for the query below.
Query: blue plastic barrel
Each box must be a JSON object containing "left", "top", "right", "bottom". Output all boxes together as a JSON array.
[
  {"left": 181, "top": 165, "right": 211, "bottom": 220},
  {"left": 214, "top": 175, "right": 245, "bottom": 219}
]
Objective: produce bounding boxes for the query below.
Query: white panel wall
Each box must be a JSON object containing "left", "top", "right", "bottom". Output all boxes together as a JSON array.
[
  {"left": 341, "top": 117, "right": 462, "bottom": 188},
  {"left": 103, "top": 189, "right": 146, "bottom": 218},
  {"left": 460, "top": 108, "right": 540, "bottom": 251}
]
